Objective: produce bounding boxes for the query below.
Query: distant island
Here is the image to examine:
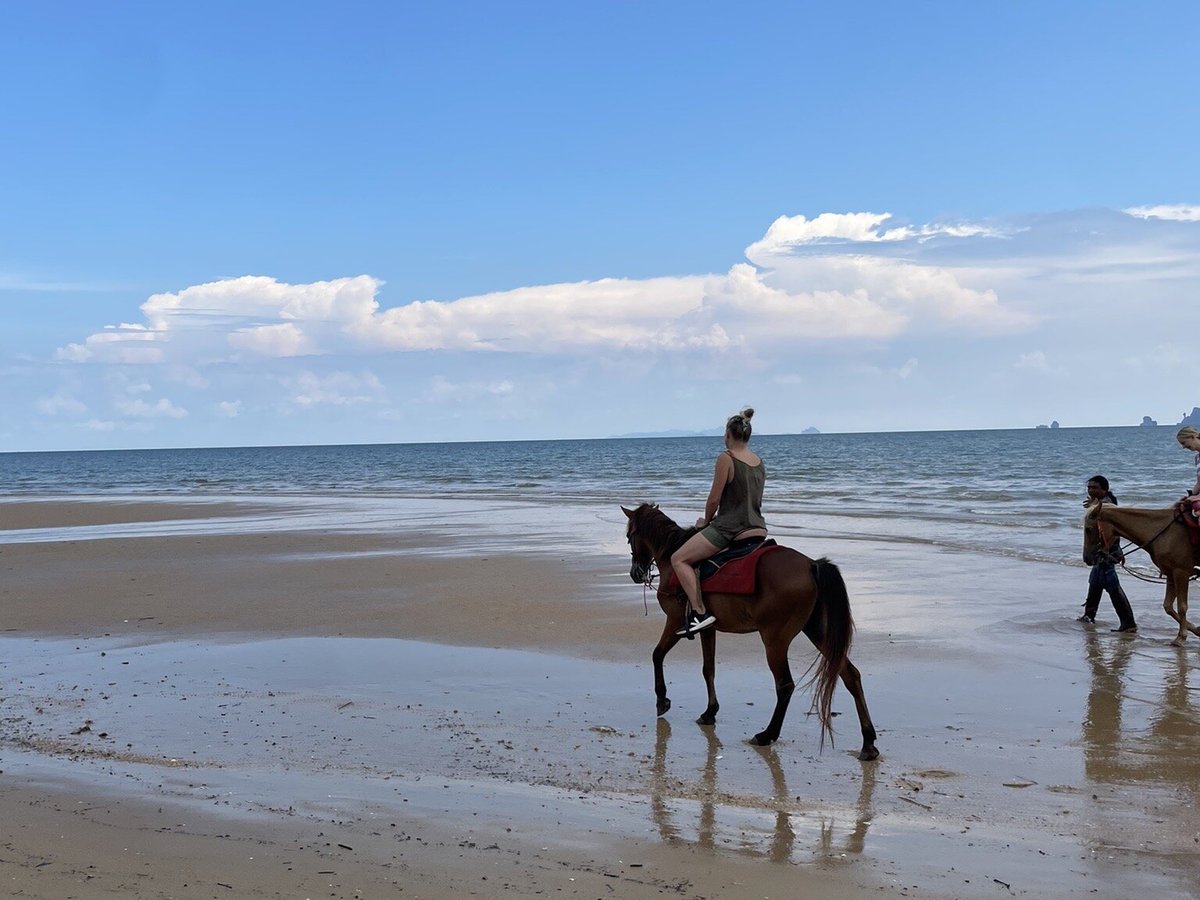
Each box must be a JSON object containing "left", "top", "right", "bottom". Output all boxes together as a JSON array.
[
  {"left": 1134, "top": 408, "right": 1198, "bottom": 428},
  {"left": 1035, "top": 420, "right": 1061, "bottom": 430}
]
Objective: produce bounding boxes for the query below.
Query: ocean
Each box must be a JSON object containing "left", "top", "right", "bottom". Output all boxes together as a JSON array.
[{"left": 1, "top": 426, "right": 1192, "bottom": 568}]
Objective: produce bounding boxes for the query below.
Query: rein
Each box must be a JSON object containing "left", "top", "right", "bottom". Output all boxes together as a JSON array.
[{"left": 640, "top": 560, "right": 658, "bottom": 614}]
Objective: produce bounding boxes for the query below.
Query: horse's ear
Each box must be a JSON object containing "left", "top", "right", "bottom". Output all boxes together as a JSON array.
[{"left": 621, "top": 506, "right": 634, "bottom": 519}]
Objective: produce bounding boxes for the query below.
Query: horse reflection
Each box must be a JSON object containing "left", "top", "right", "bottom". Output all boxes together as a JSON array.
[
  {"left": 650, "top": 718, "right": 875, "bottom": 862},
  {"left": 1082, "top": 629, "right": 1200, "bottom": 785}
]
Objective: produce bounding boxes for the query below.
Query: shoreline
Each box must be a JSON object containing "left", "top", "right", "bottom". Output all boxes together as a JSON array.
[{"left": 2, "top": 497, "right": 1199, "bottom": 897}]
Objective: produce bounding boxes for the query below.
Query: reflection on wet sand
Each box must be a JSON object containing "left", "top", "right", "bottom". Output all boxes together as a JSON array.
[
  {"left": 1082, "top": 629, "right": 1200, "bottom": 785},
  {"left": 1080, "top": 628, "right": 1200, "bottom": 889},
  {"left": 650, "top": 718, "right": 876, "bottom": 863}
]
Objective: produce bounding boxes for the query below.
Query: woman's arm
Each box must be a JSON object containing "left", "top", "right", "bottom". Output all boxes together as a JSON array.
[{"left": 695, "top": 453, "right": 734, "bottom": 528}]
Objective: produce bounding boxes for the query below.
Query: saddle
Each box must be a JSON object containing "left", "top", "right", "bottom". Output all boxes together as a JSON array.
[{"left": 659, "top": 537, "right": 783, "bottom": 597}]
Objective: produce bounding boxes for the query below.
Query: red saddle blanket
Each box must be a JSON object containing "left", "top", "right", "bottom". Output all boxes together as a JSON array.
[
  {"left": 660, "top": 542, "right": 786, "bottom": 596},
  {"left": 1179, "top": 500, "right": 1200, "bottom": 546}
]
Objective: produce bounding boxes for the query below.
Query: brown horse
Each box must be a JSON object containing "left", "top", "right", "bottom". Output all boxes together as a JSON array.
[
  {"left": 1083, "top": 501, "right": 1200, "bottom": 646},
  {"left": 622, "top": 503, "right": 879, "bottom": 760}
]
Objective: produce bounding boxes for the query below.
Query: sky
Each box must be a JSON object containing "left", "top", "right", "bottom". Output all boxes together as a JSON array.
[{"left": 3, "top": 1, "right": 1200, "bottom": 451}]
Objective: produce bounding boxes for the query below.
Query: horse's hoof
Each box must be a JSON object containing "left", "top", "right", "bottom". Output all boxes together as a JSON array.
[
  {"left": 696, "top": 713, "right": 716, "bottom": 726},
  {"left": 751, "top": 731, "right": 776, "bottom": 746},
  {"left": 1171, "top": 637, "right": 1187, "bottom": 648},
  {"left": 656, "top": 699, "right": 671, "bottom": 717},
  {"left": 858, "top": 747, "right": 880, "bottom": 761}
]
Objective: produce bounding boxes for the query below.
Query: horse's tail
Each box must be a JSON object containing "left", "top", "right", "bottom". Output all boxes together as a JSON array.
[{"left": 811, "top": 557, "right": 854, "bottom": 749}]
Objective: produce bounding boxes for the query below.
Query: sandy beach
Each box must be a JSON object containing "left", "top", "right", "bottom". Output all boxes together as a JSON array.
[{"left": 2, "top": 497, "right": 1199, "bottom": 898}]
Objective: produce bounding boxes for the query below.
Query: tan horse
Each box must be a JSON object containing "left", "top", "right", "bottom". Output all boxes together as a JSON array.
[
  {"left": 1083, "top": 501, "right": 1200, "bottom": 646},
  {"left": 623, "top": 503, "right": 879, "bottom": 760}
]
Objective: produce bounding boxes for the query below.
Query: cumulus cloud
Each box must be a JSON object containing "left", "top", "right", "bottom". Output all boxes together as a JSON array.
[
  {"left": 228, "top": 322, "right": 315, "bottom": 357},
  {"left": 351, "top": 275, "right": 712, "bottom": 352},
  {"left": 141, "top": 274, "right": 380, "bottom": 331},
  {"left": 59, "top": 207, "right": 1200, "bottom": 377},
  {"left": 56, "top": 323, "right": 165, "bottom": 363}
]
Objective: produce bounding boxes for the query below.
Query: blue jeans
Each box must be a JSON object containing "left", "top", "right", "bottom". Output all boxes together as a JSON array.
[{"left": 1083, "top": 563, "right": 1135, "bottom": 628}]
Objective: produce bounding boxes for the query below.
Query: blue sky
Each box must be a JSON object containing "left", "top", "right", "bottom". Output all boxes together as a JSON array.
[{"left": 3, "top": 1, "right": 1199, "bottom": 450}]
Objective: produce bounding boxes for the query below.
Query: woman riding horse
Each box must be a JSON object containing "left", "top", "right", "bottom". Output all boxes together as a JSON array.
[{"left": 671, "top": 407, "right": 767, "bottom": 637}]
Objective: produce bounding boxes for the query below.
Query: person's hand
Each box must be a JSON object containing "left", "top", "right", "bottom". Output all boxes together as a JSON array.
[{"left": 694, "top": 517, "right": 707, "bottom": 529}]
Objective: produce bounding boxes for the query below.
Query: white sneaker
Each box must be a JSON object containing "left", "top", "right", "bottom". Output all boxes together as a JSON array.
[{"left": 676, "top": 610, "right": 716, "bottom": 636}]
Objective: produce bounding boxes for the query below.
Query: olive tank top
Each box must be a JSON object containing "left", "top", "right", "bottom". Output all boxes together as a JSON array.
[{"left": 708, "top": 453, "right": 766, "bottom": 540}]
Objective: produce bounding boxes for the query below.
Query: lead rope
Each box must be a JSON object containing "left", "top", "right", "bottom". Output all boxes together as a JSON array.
[{"left": 642, "top": 562, "right": 659, "bottom": 615}]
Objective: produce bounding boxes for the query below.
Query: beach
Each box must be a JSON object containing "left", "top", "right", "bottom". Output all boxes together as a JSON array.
[{"left": 2, "top": 494, "right": 1199, "bottom": 898}]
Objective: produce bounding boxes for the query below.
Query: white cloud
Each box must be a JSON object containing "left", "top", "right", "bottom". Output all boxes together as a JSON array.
[
  {"left": 428, "top": 375, "right": 516, "bottom": 401},
  {"left": 750, "top": 255, "right": 1030, "bottom": 335},
  {"left": 744, "top": 211, "right": 1003, "bottom": 260},
  {"left": 53, "top": 219, "right": 1038, "bottom": 370},
  {"left": 1013, "top": 350, "right": 1064, "bottom": 375},
  {"left": 1125, "top": 204, "right": 1200, "bottom": 222},
  {"left": 141, "top": 274, "right": 380, "bottom": 330},
  {"left": 228, "top": 322, "right": 315, "bottom": 357},
  {"left": 352, "top": 275, "right": 711, "bottom": 352},
  {"left": 55, "top": 324, "right": 165, "bottom": 363},
  {"left": 280, "top": 370, "right": 385, "bottom": 407},
  {"left": 114, "top": 396, "right": 188, "bottom": 418},
  {"left": 1121, "top": 343, "right": 1187, "bottom": 372},
  {"left": 19, "top": 204, "right": 1200, "bottom": 446},
  {"left": 36, "top": 391, "right": 87, "bottom": 416}
]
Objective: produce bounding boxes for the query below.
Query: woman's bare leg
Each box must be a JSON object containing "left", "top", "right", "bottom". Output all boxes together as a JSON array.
[{"left": 671, "top": 532, "right": 721, "bottom": 615}]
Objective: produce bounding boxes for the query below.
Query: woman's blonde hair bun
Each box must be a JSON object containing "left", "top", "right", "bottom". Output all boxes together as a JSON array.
[{"left": 726, "top": 407, "right": 755, "bottom": 441}]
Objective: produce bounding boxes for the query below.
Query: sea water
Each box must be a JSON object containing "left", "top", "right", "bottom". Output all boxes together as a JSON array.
[{"left": 0, "top": 426, "right": 1191, "bottom": 567}]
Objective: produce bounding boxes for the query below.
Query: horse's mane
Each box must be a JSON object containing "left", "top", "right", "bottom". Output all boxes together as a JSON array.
[
  {"left": 633, "top": 503, "right": 699, "bottom": 557},
  {"left": 1084, "top": 500, "right": 1180, "bottom": 537}
]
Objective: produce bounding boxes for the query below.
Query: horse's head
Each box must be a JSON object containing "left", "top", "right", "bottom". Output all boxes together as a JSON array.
[{"left": 622, "top": 503, "right": 659, "bottom": 584}]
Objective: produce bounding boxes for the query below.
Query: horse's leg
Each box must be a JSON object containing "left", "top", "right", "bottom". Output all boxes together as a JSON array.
[
  {"left": 1161, "top": 576, "right": 1187, "bottom": 647},
  {"left": 1173, "top": 576, "right": 1190, "bottom": 647},
  {"left": 802, "top": 615, "right": 878, "bottom": 761},
  {"left": 838, "top": 658, "right": 880, "bottom": 761},
  {"left": 697, "top": 627, "right": 719, "bottom": 725},
  {"left": 652, "top": 621, "right": 683, "bottom": 716},
  {"left": 753, "top": 632, "right": 795, "bottom": 746}
]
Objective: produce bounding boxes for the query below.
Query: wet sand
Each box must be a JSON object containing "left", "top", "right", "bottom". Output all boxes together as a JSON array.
[{"left": 2, "top": 498, "right": 1199, "bottom": 898}]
